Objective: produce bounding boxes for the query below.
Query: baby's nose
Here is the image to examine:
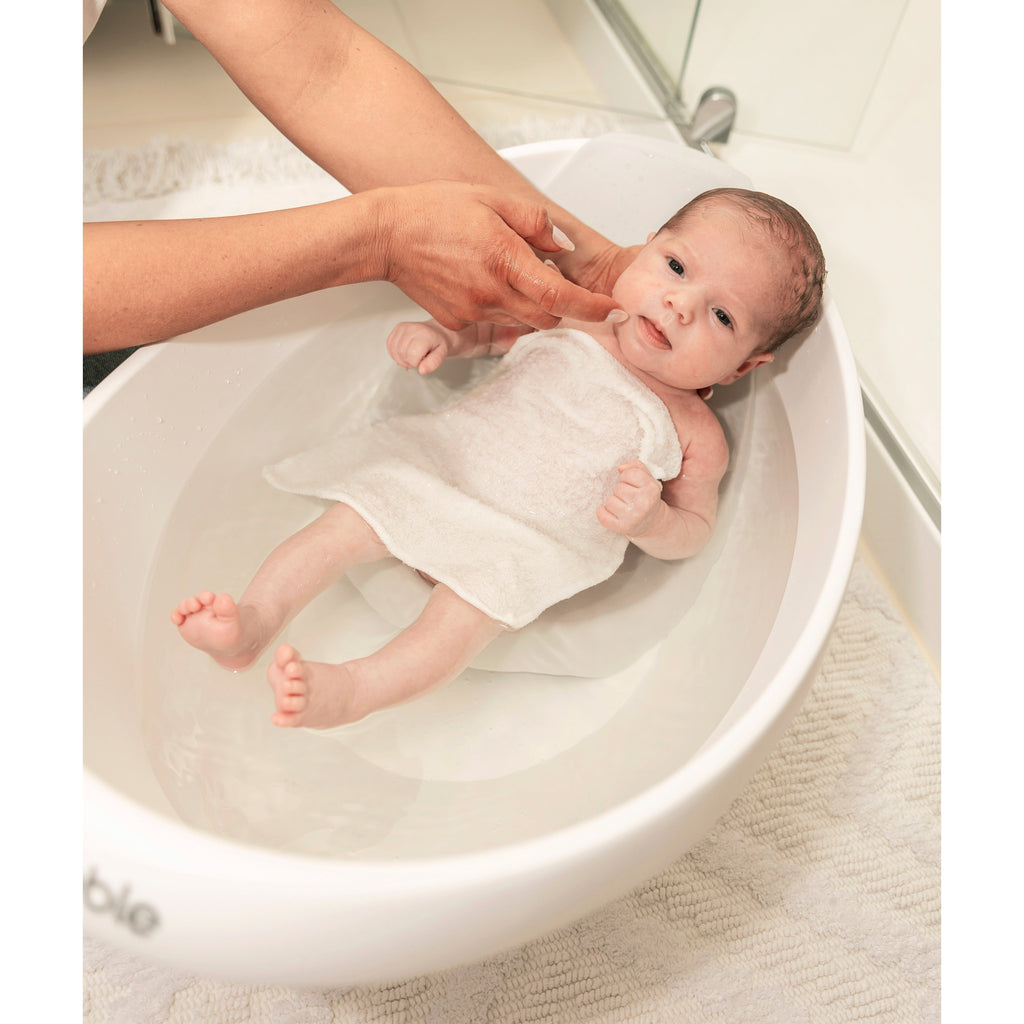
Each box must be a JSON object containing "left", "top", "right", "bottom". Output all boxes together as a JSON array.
[{"left": 666, "top": 286, "right": 694, "bottom": 322}]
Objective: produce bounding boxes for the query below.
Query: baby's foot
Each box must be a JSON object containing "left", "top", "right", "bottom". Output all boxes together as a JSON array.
[
  {"left": 267, "top": 644, "right": 363, "bottom": 729},
  {"left": 171, "top": 591, "right": 263, "bottom": 670}
]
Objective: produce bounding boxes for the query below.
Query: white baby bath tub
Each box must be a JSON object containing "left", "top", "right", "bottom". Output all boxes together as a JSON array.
[{"left": 84, "top": 134, "right": 864, "bottom": 985}]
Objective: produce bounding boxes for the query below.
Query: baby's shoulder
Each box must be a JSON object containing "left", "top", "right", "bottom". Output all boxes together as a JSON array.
[
  {"left": 665, "top": 389, "right": 723, "bottom": 432},
  {"left": 669, "top": 397, "right": 729, "bottom": 473}
]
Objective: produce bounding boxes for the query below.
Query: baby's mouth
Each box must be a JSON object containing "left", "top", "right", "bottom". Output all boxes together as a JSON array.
[{"left": 638, "top": 316, "right": 671, "bottom": 350}]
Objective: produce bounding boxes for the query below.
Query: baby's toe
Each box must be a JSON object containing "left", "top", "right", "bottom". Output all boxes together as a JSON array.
[
  {"left": 274, "top": 644, "right": 298, "bottom": 669},
  {"left": 277, "top": 693, "right": 307, "bottom": 713},
  {"left": 281, "top": 676, "right": 306, "bottom": 697}
]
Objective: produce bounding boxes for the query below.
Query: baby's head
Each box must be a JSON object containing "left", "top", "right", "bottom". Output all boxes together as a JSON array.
[
  {"left": 659, "top": 187, "right": 826, "bottom": 355},
  {"left": 610, "top": 187, "right": 826, "bottom": 392}
]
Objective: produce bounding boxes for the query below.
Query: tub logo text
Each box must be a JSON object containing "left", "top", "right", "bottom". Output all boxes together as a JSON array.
[{"left": 83, "top": 867, "right": 161, "bottom": 937}]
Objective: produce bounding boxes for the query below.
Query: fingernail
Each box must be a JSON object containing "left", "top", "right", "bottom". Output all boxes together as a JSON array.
[
  {"left": 544, "top": 259, "right": 559, "bottom": 269},
  {"left": 605, "top": 309, "right": 628, "bottom": 324},
  {"left": 552, "top": 225, "right": 575, "bottom": 252}
]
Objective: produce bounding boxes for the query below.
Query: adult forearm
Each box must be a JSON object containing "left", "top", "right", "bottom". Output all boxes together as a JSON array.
[
  {"left": 83, "top": 194, "right": 383, "bottom": 353},
  {"left": 163, "top": 0, "right": 625, "bottom": 293}
]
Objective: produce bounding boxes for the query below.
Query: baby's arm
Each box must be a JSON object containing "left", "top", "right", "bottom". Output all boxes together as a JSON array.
[
  {"left": 597, "top": 420, "right": 728, "bottom": 560},
  {"left": 386, "top": 319, "right": 527, "bottom": 374}
]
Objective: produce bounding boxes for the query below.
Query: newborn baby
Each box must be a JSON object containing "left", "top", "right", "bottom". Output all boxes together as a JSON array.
[{"left": 172, "top": 187, "right": 825, "bottom": 728}]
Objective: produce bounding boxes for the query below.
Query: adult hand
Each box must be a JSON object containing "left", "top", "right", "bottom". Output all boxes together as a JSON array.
[{"left": 376, "top": 181, "right": 619, "bottom": 330}]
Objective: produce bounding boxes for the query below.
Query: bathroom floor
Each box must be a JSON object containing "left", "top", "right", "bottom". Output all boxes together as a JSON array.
[{"left": 83, "top": 0, "right": 677, "bottom": 150}]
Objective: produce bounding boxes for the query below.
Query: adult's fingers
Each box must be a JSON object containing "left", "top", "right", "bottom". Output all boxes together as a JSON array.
[
  {"left": 505, "top": 257, "right": 619, "bottom": 326},
  {"left": 488, "top": 193, "right": 575, "bottom": 255},
  {"left": 381, "top": 181, "right": 617, "bottom": 328},
  {"left": 410, "top": 258, "right": 614, "bottom": 331},
  {"left": 483, "top": 193, "right": 620, "bottom": 322}
]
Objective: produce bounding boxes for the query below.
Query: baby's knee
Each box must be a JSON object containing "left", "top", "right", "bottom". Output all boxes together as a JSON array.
[{"left": 326, "top": 503, "right": 388, "bottom": 556}]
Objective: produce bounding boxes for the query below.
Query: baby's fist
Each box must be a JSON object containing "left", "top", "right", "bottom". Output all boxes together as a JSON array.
[
  {"left": 386, "top": 321, "right": 450, "bottom": 374},
  {"left": 596, "top": 460, "right": 663, "bottom": 538}
]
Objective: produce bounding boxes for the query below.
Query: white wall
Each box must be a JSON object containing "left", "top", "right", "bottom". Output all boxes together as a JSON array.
[{"left": 682, "top": 0, "right": 910, "bottom": 149}]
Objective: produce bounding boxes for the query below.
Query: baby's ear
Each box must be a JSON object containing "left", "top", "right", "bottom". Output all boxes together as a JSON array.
[{"left": 718, "top": 351, "right": 773, "bottom": 385}]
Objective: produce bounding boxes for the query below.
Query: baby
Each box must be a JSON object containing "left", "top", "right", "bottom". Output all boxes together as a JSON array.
[{"left": 172, "top": 187, "right": 825, "bottom": 729}]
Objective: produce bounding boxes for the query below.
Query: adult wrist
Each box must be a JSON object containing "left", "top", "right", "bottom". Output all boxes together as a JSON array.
[
  {"left": 362, "top": 187, "right": 400, "bottom": 287},
  {"left": 319, "top": 190, "right": 394, "bottom": 290}
]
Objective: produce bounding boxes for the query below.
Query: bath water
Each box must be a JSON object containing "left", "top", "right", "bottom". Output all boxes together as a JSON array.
[{"left": 140, "top": 311, "right": 797, "bottom": 858}]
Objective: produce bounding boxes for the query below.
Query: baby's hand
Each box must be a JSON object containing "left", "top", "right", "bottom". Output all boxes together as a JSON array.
[
  {"left": 597, "top": 460, "right": 663, "bottom": 538},
  {"left": 386, "top": 321, "right": 452, "bottom": 374}
]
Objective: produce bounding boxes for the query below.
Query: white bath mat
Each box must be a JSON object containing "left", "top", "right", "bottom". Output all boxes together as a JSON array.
[{"left": 83, "top": 553, "right": 940, "bottom": 1022}]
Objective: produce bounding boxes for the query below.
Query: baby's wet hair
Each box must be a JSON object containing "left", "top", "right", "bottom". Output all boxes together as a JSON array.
[{"left": 660, "top": 188, "right": 826, "bottom": 353}]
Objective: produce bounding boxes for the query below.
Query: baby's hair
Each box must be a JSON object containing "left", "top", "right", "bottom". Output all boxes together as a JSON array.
[{"left": 659, "top": 188, "right": 826, "bottom": 353}]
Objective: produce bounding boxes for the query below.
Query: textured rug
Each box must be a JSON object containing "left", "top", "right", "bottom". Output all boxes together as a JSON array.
[{"left": 83, "top": 136, "right": 940, "bottom": 1021}]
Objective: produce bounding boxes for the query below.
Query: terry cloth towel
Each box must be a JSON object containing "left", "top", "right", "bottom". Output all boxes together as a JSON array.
[{"left": 264, "top": 328, "right": 682, "bottom": 629}]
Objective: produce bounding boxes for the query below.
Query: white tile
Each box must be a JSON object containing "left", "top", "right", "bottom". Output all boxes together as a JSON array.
[
  {"left": 84, "top": 0, "right": 278, "bottom": 147},
  {"left": 393, "top": 0, "right": 604, "bottom": 104},
  {"left": 682, "top": 0, "right": 909, "bottom": 149},
  {"left": 433, "top": 83, "right": 674, "bottom": 147},
  {"left": 546, "top": 0, "right": 672, "bottom": 116}
]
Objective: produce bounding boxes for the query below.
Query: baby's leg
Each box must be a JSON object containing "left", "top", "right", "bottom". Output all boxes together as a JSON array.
[
  {"left": 268, "top": 584, "right": 504, "bottom": 728},
  {"left": 172, "top": 503, "right": 388, "bottom": 670}
]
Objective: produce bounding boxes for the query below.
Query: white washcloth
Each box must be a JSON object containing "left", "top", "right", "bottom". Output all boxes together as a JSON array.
[{"left": 264, "top": 329, "right": 682, "bottom": 629}]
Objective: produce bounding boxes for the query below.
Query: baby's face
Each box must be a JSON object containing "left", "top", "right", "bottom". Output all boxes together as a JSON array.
[{"left": 610, "top": 202, "right": 781, "bottom": 391}]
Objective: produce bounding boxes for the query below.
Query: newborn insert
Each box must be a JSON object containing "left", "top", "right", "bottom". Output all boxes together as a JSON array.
[{"left": 265, "top": 328, "right": 682, "bottom": 629}]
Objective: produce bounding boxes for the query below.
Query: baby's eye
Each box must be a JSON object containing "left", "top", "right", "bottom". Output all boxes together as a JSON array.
[
  {"left": 667, "top": 257, "right": 684, "bottom": 276},
  {"left": 714, "top": 309, "right": 732, "bottom": 328}
]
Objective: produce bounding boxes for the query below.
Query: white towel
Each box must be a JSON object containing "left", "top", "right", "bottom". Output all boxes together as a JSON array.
[{"left": 264, "top": 329, "right": 682, "bottom": 629}]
